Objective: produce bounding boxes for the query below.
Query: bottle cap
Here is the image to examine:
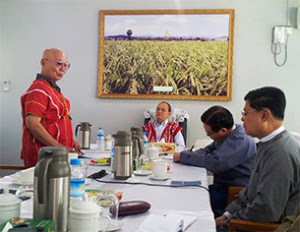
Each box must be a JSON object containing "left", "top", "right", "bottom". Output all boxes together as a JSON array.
[
  {"left": 70, "top": 159, "right": 81, "bottom": 165},
  {"left": 143, "top": 132, "right": 146, "bottom": 135},
  {"left": 99, "top": 127, "right": 103, "bottom": 130}
]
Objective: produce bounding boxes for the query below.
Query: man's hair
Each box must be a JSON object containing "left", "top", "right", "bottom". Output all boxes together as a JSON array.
[
  {"left": 158, "top": 101, "right": 172, "bottom": 112},
  {"left": 244, "top": 86, "right": 286, "bottom": 120},
  {"left": 201, "top": 106, "right": 234, "bottom": 132}
]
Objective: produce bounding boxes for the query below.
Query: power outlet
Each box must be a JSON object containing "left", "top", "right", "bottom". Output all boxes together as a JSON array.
[
  {"left": 3, "top": 80, "right": 10, "bottom": 92},
  {"left": 273, "top": 26, "right": 286, "bottom": 44}
]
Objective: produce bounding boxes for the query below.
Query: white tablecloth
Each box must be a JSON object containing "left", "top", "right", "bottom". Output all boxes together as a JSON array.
[{"left": 0, "top": 155, "right": 216, "bottom": 232}]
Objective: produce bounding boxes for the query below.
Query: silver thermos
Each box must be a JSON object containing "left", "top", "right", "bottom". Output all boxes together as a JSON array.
[
  {"left": 75, "top": 122, "right": 92, "bottom": 149},
  {"left": 131, "top": 127, "right": 144, "bottom": 170},
  {"left": 34, "top": 147, "right": 70, "bottom": 232},
  {"left": 113, "top": 131, "right": 133, "bottom": 180}
]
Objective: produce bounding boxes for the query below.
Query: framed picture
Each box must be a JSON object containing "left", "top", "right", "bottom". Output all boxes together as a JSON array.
[{"left": 98, "top": 9, "right": 234, "bottom": 101}]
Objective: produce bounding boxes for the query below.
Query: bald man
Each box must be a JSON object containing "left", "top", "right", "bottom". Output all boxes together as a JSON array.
[{"left": 21, "top": 48, "right": 82, "bottom": 167}]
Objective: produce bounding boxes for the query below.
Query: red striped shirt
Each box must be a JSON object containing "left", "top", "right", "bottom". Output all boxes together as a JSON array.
[{"left": 21, "top": 79, "right": 73, "bottom": 167}]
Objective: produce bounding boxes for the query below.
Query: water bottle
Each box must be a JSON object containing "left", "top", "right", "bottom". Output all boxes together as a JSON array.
[
  {"left": 143, "top": 132, "right": 148, "bottom": 152},
  {"left": 70, "top": 159, "right": 86, "bottom": 201},
  {"left": 97, "top": 127, "right": 105, "bottom": 151},
  {"left": 111, "top": 147, "right": 115, "bottom": 174}
]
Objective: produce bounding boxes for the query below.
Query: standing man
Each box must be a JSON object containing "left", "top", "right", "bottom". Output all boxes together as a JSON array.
[
  {"left": 142, "top": 101, "right": 185, "bottom": 152},
  {"left": 173, "top": 106, "right": 256, "bottom": 217},
  {"left": 216, "top": 87, "right": 300, "bottom": 230},
  {"left": 21, "top": 48, "right": 82, "bottom": 167}
]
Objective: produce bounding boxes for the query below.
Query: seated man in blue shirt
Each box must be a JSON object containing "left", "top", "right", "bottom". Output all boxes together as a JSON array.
[
  {"left": 142, "top": 101, "right": 185, "bottom": 152},
  {"left": 173, "top": 106, "right": 256, "bottom": 217}
]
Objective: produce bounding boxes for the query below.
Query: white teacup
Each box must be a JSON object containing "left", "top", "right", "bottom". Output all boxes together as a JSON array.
[
  {"left": 18, "top": 169, "right": 34, "bottom": 184},
  {"left": 146, "top": 145, "right": 160, "bottom": 161},
  {"left": 69, "top": 195, "right": 111, "bottom": 232},
  {"left": 152, "top": 160, "right": 168, "bottom": 178}
]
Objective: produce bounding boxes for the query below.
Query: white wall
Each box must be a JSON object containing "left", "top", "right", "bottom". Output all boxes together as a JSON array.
[{"left": 1, "top": 0, "right": 300, "bottom": 165}]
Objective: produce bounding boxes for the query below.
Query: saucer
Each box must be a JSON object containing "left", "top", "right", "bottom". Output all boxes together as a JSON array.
[
  {"left": 98, "top": 219, "right": 123, "bottom": 231},
  {"left": 149, "top": 174, "right": 170, "bottom": 181},
  {"left": 133, "top": 169, "right": 152, "bottom": 176}
]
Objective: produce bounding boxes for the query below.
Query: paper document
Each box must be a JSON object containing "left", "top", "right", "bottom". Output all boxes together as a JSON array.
[
  {"left": 79, "top": 151, "right": 111, "bottom": 159},
  {"left": 137, "top": 212, "right": 197, "bottom": 232},
  {"left": 193, "top": 139, "right": 213, "bottom": 150}
]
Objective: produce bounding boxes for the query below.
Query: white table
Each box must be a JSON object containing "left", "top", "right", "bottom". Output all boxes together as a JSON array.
[{"left": 0, "top": 154, "right": 216, "bottom": 232}]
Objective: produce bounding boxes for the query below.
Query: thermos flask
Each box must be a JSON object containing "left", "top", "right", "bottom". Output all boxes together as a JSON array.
[
  {"left": 33, "top": 147, "right": 70, "bottom": 232},
  {"left": 113, "top": 131, "right": 133, "bottom": 180},
  {"left": 75, "top": 122, "right": 92, "bottom": 149},
  {"left": 131, "top": 127, "right": 144, "bottom": 169}
]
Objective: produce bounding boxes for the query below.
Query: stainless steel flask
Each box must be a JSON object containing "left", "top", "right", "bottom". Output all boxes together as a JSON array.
[
  {"left": 131, "top": 127, "right": 144, "bottom": 168},
  {"left": 33, "top": 147, "right": 70, "bottom": 232},
  {"left": 75, "top": 122, "right": 92, "bottom": 149},
  {"left": 113, "top": 131, "right": 132, "bottom": 180}
]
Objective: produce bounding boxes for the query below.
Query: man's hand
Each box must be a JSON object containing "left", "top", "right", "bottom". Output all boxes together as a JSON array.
[
  {"left": 73, "top": 140, "right": 83, "bottom": 154},
  {"left": 173, "top": 152, "right": 181, "bottom": 163},
  {"left": 215, "top": 214, "right": 228, "bottom": 227}
]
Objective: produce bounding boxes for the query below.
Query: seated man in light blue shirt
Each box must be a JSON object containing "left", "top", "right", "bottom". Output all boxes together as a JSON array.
[
  {"left": 142, "top": 101, "right": 185, "bottom": 152},
  {"left": 173, "top": 105, "right": 256, "bottom": 218}
]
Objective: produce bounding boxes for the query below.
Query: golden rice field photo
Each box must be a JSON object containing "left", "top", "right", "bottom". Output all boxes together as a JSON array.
[
  {"left": 98, "top": 10, "right": 234, "bottom": 100},
  {"left": 103, "top": 40, "right": 228, "bottom": 96}
]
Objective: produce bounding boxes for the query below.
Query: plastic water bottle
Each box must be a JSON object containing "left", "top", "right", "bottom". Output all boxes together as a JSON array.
[
  {"left": 70, "top": 159, "right": 86, "bottom": 201},
  {"left": 143, "top": 132, "right": 148, "bottom": 152},
  {"left": 111, "top": 147, "right": 115, "bottom": 174},
  {"left": 97, "top": 127, "right": 105, "bottom": 151}
]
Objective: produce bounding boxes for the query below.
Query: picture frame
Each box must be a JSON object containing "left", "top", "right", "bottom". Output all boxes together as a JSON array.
[{"left": 97, "top": 9, "right": 234, "bottom": 101}]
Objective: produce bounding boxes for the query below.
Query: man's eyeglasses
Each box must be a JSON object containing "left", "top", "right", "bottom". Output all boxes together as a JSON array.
[
  {"left": 241, "top": 110, "right": 258, "bottom": 117},
  {"left": 44, "top": 59, "right": 71, "bottom": 70},
  {"left": 156, "top": 108, "right": 169, "bottom": 112}
]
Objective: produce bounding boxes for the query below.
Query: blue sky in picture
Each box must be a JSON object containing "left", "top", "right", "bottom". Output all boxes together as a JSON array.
[{"left": 104, "top": 14, "right": 230, "bottom": 38}]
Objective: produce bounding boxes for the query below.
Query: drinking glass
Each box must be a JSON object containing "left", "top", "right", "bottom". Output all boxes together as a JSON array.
[{"left": 97, "top": 191, "right": 122, "bottom": 231}]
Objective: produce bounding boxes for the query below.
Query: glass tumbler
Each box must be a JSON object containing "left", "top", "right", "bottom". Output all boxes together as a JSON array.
[{"left": 97, "top": 190, "right": 122, "bottom": 231}]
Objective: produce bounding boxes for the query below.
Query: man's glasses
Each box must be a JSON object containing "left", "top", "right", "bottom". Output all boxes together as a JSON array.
[
  {"left": 241, "top": 110, "right": 259, "bottom": 117},
  {"left": 44, "top": 59, "right": 71, "bottom": 70},
  {"left": 156, "top": 108, "right": 169, "bottom": 112}
]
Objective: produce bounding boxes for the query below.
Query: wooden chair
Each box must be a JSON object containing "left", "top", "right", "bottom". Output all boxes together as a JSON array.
[
  {"left": 229, "top": 219, "right": 280, "bottom": 232},
  {"left": 227, "top": 186, "right": 280, "bottom": 232},
  {"left": 227, "top": 186, "right": 244, "bottom": 205}
]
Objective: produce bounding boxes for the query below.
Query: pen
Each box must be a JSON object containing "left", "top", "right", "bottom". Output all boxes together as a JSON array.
[{"left": 190, "top": 145, "right": 194, "bottom": 151}]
